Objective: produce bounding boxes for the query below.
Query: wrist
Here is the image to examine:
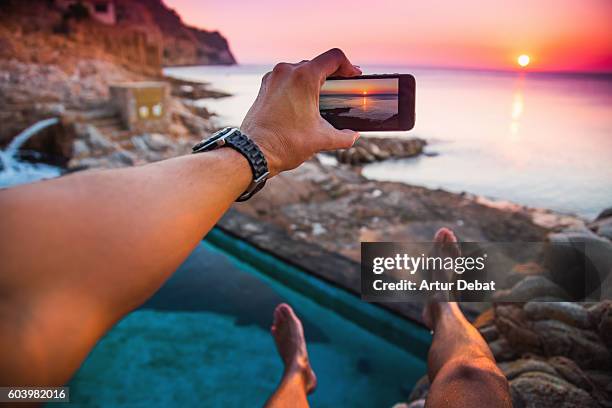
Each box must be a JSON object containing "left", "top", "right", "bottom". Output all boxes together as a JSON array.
[{"left": 240, "top": 124, "right": 282, "bottom": 177}]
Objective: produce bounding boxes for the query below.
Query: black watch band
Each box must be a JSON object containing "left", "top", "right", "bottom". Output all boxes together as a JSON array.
[{"left": 192, "top": 128, "right": 269, "bottom": 201}]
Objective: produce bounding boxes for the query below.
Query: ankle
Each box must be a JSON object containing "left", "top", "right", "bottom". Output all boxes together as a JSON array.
[{"left": 284, "top": 359, "right": 315, "bottom": 394}]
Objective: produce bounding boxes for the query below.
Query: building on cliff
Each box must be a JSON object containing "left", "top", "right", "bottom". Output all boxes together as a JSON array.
[{"left": 56, "top": 0, "right": 117, "bottom": 25}]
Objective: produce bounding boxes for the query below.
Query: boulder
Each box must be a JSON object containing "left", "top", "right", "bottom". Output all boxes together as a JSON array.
[
  {"left": 523, "top": 302, "right": 592, "bottom": 329},
  {"left": 596, "top": 303, "right": 612, "bottom": 348},
  {"left": 493, "top": 275, "right": 570, "bottom": 302},
  {"left": 334, "top": 136, "right": 426, "bottom": 165},
  {"left": 510, "top": 371, "right": 599, "bottom": 408},
  {"left": 479, "top": 325, "right": 499, "bottom": 342},
  {"left": 532, "top": 319, "right": 610, "bottom": 370},
  {"left": 499, "top": 358, "right": 559, "bottom": 380},
  {"left": 547, "top": 357, "right": 598, "bottom": 395},
  {"left": 595, "top": 207, "right": 612, "bottom": 221},
  {"left": 489, "top": 337, "right": 519, "bottom": 362},
  {"left": 495, "top": 304, "right": 541, "bottom": 352}
]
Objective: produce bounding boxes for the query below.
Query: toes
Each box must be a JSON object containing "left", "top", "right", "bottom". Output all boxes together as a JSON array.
[
  {"left": 273, "top": 303, "right": 288, "bottom": 323},
  {"left": 434, "top": 227, "right": 457, "bottom": 243}
]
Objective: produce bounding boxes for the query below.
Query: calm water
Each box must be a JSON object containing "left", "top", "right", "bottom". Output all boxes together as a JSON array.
[
  {"left": 62, "top": 241, "right": 425, "bottom": 407},
  {"left": 320, "top": 94, "right": 397, "bottom": 120},
  {"left": 165, "top": 65, "right": 612, "bottom": 219}
]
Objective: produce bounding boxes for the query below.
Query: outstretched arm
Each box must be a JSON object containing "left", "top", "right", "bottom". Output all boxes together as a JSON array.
[{"left": 0, "top": 48, "right": 361, "bottom": 386}]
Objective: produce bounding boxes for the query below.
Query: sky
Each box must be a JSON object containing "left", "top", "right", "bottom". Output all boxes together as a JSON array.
[
  {"left": 164, "top": 0, "right": 612, "bottom": 73},
  {"left": 321, "top": 78, "right": 398, "bottom": 95}
]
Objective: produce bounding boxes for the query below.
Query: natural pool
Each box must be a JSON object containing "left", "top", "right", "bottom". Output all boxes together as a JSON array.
[{"left": 54, "top": 231, "right": 429, "bottom": 407}]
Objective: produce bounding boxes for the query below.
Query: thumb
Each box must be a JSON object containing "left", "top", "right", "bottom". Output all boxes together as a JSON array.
[{"left": 326, "top": 128, "right": 360, "bottom": 151}]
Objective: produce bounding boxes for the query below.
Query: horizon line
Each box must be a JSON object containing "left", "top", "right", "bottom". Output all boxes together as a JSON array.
[{"left": 225, "top": 62, "right": 612, "bottom": 78}]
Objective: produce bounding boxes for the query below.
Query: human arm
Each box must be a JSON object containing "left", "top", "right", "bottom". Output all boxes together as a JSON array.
[{"left": 0, "top": 48, "right": 361, "bottom": 386}]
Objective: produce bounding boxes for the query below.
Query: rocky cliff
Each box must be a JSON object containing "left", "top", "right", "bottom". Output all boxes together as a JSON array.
[
  {"left": 119, "top": 0, "right": 236, "bottom": 66},
  {"left": 0, "top": 0, "right": 235, "bottom": 74}
]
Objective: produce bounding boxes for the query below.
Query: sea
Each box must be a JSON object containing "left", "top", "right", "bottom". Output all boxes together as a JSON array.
[
  {"left": 165, "top": 64, "right": 612, "bottom": 220},
  {"left": 320, "top": 94, "right": 397, "bottom": 121}
]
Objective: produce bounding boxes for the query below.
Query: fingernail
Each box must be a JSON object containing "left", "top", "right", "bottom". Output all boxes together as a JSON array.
[{"left": 353, "top": 65, "right": 362, "bottom": 74}]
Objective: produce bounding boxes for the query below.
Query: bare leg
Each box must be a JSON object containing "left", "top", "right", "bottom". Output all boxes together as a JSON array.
[
  {"left": 265, "top": 304, "right": 317, "bottom": 408},
  {"left": 422, "top": 229, "right": 511, "bottom": 408}
]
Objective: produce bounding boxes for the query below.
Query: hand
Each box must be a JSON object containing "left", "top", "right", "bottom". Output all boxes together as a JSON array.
[{"left": 241, "top": 48, "right": 362, "bottom": 177}]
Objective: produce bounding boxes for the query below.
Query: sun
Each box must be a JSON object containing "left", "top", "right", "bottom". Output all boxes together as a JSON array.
[
  {"left": 362, "top": 90, "right": 368, "bottom": 95},
  {"left": 517, "top": 54, "right": 530, "bottom": 68}
]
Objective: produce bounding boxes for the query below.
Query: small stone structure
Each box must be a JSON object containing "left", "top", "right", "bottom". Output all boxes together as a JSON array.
[
  {"left": 56, "top": 0, "right": 117, "bottom": 25},
  {"left": 110, "top": 82, "right": 169, "bottom": 133}
]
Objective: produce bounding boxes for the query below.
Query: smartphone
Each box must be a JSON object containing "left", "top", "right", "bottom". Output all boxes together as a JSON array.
[{"left": 319, "top": 74, "right": 415, "bottom": 131}]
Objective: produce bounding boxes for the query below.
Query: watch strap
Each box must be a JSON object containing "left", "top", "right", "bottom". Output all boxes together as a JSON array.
[
  {"left": 225, "top": 131, "right": 269, "bottom": 201},
  {"left": 192, "top": 128, "right": 269, "bottom": 202}
]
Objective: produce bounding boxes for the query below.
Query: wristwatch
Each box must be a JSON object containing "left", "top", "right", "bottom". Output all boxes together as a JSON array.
[{"left": 192, "top": 127, "right": 270, "bottom": 201}]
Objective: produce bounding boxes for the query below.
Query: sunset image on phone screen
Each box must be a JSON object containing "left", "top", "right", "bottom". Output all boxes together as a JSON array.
[{"left": 320, "top": 78, "right": 399, "bottom": 130}]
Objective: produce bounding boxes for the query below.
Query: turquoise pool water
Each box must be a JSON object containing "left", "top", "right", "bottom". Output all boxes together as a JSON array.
[{"left": 56, "top": 233, "right": 428, "bottom": 407}]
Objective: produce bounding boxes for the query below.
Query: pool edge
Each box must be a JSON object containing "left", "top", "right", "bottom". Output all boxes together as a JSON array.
[{"left": 206, "top": 227, "right": 431, "bottom": 360}]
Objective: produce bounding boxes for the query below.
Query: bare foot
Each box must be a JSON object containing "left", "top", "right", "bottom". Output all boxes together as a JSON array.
[
  {"left": 271, "top": 303, "right": 317, "bottom": 394},
  {"left": 423, "top": 228, "right": 461, "bottom": 329}
]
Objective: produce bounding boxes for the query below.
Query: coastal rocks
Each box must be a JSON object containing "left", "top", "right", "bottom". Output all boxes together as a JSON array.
[
  {"left": 533, "top": 319, "right": 609, "bottom": 370},
  {"left": 589, "top": 301, "right": 612, "bottom": 348},
  {"left": 493, "top": 275, "right": 570, "bottom": 302},
  {"left": 509, "top": 371, "right": 598, "bottom": 408},
  {"left": 589, "top": 207, "right": 612, "bottom": 241},
  {"left": 524, "top": 301, "right": 591, "bottom": 329},
  {"left": 67, "top": 123, "right": 194, "bottom": 170},
  {"left": 168, "top": 77, "right": 231, "bottom": 100},
  {"left": 334, "top": 136, "right": 426, "bottom": 165},
  {"left": 0, "top": 58, "right": 140, "bottom": 148}
]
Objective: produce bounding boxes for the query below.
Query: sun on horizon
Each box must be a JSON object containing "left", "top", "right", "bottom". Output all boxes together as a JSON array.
[{"left": 518, "top": 54, "right": 531, "bottom": 68}]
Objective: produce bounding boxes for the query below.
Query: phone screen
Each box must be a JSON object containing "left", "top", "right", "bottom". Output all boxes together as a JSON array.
[{"left": 320, "top": 77, "right": 399, "bottom": 130}]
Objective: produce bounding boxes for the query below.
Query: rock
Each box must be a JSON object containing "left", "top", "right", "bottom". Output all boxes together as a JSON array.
[
  {"left": 498, "top": 358, "right": 559, "bottom": 380},
  {"left": 597, "top": 223, "right": 612, "bottom": 240},
  {"left": 589, "top": 214, "right": 612, "bottom": 241},
  {"left": 532, "top": 319, "right": 610, "bottom": 370},
  {"left": 523, "top": 302, "right": 591, "bottom": 329},
  {"left": 78, "top": 124, "right": 116, "bottom": 154},
  {"left": 108, "top": 150, "right": 136, "bottom": 166},
  {"left": 489, "top": 337, "right": 518, "bottom": 362},
  {"left": 406, "top": 375, "right": 430, "bottom": 403},
  {"left": 479, "top": 325, "right": 499, "bottom": 342},
  {"left": 72, "top": 139, "right": 89, "bottom": 158},
  {"left": 334, "top": 136, "right": 426, "bottom": 165},
  {"left": 596, "top": 303, "right": 612, "bottom": 348},
  {"left": 510, "top": 371, "right": 599, "bottom": 408},
  {"left": 143, "top": 133, "right": 173, "bottom": 152},
  {"left": 495, "top": 304, "right": 541, "bottom": 352},
  {"left": 547, "top": 357, "right": 598, "bottom": 394},
  {"left": 405, "top": 400, "right": 425, "bottom": 408},
  {"left": 585, "top": 369, "right": 612, "bottom": 394},
  {"left": 493, "top": 275, "right": 570, "bottom": 302},
  {"left": 595, "top": 207, "right": 612, "bottom": 221}
]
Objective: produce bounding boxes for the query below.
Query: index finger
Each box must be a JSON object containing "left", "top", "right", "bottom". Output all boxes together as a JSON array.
[{"left": 309, "top": 48, "right": 361, "bottom": 80}]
